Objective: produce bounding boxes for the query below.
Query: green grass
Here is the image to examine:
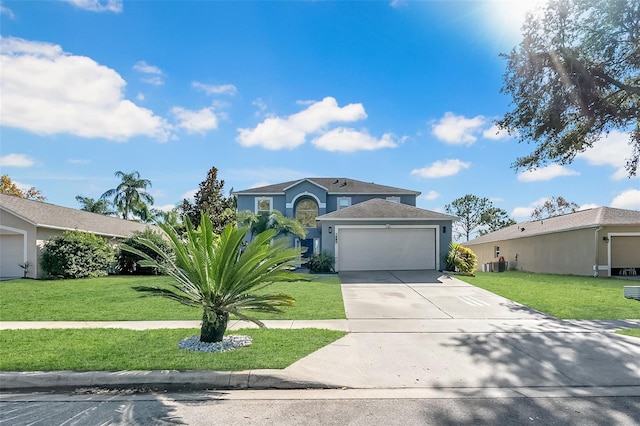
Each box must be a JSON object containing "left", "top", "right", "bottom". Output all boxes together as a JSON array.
[
  {"left": 0, "top": 328, "right": 347, "bottom": 371},
  {"left": 456, "top": 271, "right": 640, "bottom": 320},
  {"left": 616, "top": 328, "right": 640, "bottom": 339},
  {"left": 0, "top": 275, "right": 345, "bottom": 321}
]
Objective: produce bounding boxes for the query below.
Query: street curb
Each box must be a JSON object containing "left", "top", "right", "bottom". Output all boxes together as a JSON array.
[{"left": 0, "top": 370, "right": 332, "bottom": 392}]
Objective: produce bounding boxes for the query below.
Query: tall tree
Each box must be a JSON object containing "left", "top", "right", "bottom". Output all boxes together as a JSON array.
[
  {"left": 75, "top": 195, "right": 114, "bottom": 215},
  {"left": 0, "top": 174, "right": 46, "bottom": 201},
  {"left": 445, "top": 194, "right": 515, "bottom": 241},
  {"left": 101, "top": 171, "right": 154, "bottom": 220},
  {"left": 479, "top": 207, "right": 517, "bottom": 236},
  {"left": 531, "top": 196, "right": 580, "bottom": 220},
  {"left": 181, "top": 166, "right": 236, "bottom": 233},
  {"left": 498, "top": 0, "right": 640, "bottom": 176}
]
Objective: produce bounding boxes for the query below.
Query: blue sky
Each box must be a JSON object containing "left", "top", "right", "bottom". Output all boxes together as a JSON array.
[{"left": 1, "top": 0, "right": 638, "bottom": 220}]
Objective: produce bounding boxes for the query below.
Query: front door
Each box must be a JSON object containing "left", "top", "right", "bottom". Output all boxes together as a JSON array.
[{"left": 301, "top": 238, "right": 315, "bottom": 259}]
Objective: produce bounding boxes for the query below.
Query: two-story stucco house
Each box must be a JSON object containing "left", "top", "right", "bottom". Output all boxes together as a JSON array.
[{"left": 234, "top": 178, "right": 456, "bottom": 272}]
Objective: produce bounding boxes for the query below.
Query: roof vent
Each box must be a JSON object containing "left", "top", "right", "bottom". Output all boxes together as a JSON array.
[
  {"left": 340, "top": 180, "right": 347, "bottom": 187},
  {"left": 333, "top": 179, "right": 339, "bottom": 184}
]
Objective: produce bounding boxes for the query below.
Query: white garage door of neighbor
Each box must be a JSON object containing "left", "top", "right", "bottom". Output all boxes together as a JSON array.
[
  {"left": 0, "top": 235, "right": 25, "bottom": 278},
  {"left": 338, "top": 227, "right": 436, "bottom": 271}
]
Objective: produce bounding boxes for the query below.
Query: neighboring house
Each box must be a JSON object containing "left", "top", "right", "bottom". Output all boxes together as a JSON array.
[
  {"left": 0, "top": 193, "right": 151, "bottom": 279},
  {"left": 234, "top": 178, "right": 456, "bottom": 271},
  {"left": 465, "top": 207, "right": 640, "bottom": 277}
]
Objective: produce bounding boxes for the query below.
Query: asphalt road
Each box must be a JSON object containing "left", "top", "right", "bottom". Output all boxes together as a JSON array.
[{"left": 1, "top": 389, "right": 639, "bottom": 426}]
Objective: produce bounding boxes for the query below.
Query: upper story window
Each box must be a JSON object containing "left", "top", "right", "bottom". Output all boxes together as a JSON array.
[
  {"left": 337, "top": 197, "right": 351, "bottom": 210},
  {"left": 386, "top": 196, "right": 401, "bottom": 203},
  {"left": 255, "top": 197, "right": 273, "bottom": 214},
  {"left": 296, "top": 198, "right": 318, "bottom": 227}
]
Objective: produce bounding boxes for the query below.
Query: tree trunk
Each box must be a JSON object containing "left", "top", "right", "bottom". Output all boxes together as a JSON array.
[{"left": 200, "top": 309, "right": 229, "bottom": 343}]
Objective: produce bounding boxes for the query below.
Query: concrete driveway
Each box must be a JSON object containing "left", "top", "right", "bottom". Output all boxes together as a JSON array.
[
  {"left": 339, "top": 270, "right": 547, "bottom": 321},
  {"left": 285, "top": 270, "right": 640, "bottom": 390}
]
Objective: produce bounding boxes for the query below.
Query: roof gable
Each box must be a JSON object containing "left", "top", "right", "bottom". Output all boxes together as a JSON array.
[
  {"left": 317, "top": 198, "right": 456, "bottom": 220},
  {"left": 234, "top": 177, "right": 420, "bottom": 196},
  {"left": 466, "top": 207, "right": 640, "bottom": 245},
  {"left": 0, "top": 193, "right": 152, "bottom": 238}
]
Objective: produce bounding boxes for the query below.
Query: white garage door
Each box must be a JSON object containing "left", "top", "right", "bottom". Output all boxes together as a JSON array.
[
  {"left": 0, "top": 234, "right": 25, "bottom": 278},
  {"left": 337, "top": 227, "right": 436, "bottom": 271}
]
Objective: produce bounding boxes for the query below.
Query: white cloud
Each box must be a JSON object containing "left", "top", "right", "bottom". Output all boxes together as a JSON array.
[
  {"left": 67, "top": 158, "right": 90, "bottom": 164},
  {"left": 133, "top": 60, "right": 164, "bottom": 86},
  {"left": 482, "top": 124, "right": 511, "bottom": 140},
  {"left": 611, "top": 189, "right": 640, "bottom": 210},
  {"left": 171, "top": 106, "right": 219, "bottom": 134},
  {"left": 136, "top": 92, "right": 145, "bottom": 101},
  {"left": 311, "top": 128, "right": 399, "bottom": 152},
  {"left": 576, "top": 130, "right": 637, "bottom": 180},
  {"left": 252, "top": 98, "right": 267, "bottom": 116},
  {"left": 0, "top": 37, "right": 172, "bottom": 141},
  {"left": 237, "top": 97, "right": 367, "bottom": 150},
  {"left": 517, "top": 164, "right": 580, "bottom": 182},
  {"left": 423, "top": 190, "right": 440, "bottom": 201},
  {"left": 411, "top": 159, "right": 471, "bottom": 178},
  {"left": 511, "top": 206, "right": 534, "bottom": 218},
  {"left": 511, "top": 197, "right": 548, "bottom": 219},
  {"left": 390, "top": 0, "right": 408, "bottom": 8},
  {"left": 0, "top": 153, "right": 35, "bottom": 167},
  {"left": 432, "top": 112, "right": 485, "bottom": 145},
  {"left": 1, "top": 4, "right": 15, "bottom": 18},
  {"left": 155, "top": 204, "right": 176, "bottom": 213},
  {"left": 63, "top": 0, "right": 122, "bottom": 13},
  {"left": 181, "top": 189, "right": 197, "bottom": 200},
  {"left": 192, "top": 81, "right": 237, "bottom": 96},
  {"left": 579, "top": 203, "right": 600, "bottom": 211}
]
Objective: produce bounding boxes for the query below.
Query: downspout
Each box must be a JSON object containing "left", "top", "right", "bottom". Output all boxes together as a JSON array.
[{"left": 594, "top": 226, "right": 603, "bottom": 277}]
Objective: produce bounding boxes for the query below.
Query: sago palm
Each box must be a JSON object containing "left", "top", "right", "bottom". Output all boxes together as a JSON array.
[{"left": 122, "top": 214, "right": 307, "bottom": 342}]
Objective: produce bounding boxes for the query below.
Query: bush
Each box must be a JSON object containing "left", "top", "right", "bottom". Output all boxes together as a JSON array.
[
  {"left": 41, "top": 231, "right": 115, "bottom": 279},
  {"left": 116, "top": 228, "right": 172, "bottom": 275},
  {"left": 308, "top": 251, "right": 335, "bottom": 273},
  {"left": 446, "top": 242, "right": 478, "bottom": 274}
]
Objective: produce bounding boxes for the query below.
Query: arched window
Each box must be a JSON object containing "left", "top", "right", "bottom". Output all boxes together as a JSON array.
[{"left": 296, "top": 198, "right": 318, "bottom": 227}]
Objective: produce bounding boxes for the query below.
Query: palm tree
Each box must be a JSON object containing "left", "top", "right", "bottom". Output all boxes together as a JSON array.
[
  {"left": 101, "top": 171, "right": 154, "bottom": 220},
  {"left": 75, "top": 195, "right": 114, "bottom": 215},
  {"left": 238, "top": 210, "right": 306, "bottom": 240},
  {"left": 122, "top": 214, "right": 307, "bottom": 343}
]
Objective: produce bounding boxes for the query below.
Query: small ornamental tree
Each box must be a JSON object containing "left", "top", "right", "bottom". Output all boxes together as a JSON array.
[
  {"left": 116, "top": 228, "right": 172, "bottom": 275},
  {"left": 41, "top": 231, "right": 115, "bottom": 279},
  {"left": 446, "top": 242, "right": 478, "bottom": 275},
  {"left": 122, "top": 215, "right": 308, "bottom": 343}
]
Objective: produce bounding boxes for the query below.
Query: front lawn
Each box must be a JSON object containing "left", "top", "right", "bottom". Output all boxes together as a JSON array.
[
  {"left": 0, "top": 275, "right": 345, "bottom": 321},
  {"left": 457, "top": 271, "right": 640, "bottom": 320},
  {"left": 0, "top": 328, "right": 346, "bottom": 371}
]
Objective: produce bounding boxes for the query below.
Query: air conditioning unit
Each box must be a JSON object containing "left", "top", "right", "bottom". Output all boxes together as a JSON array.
[{"left": 623, "top": 286, "right": 640, "bottom": 300}]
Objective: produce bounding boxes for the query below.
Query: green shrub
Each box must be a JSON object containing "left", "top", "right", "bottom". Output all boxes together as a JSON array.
[
  {"left": 41, "top": 231, "right": 115, "bottom": 279},
  {"left": 308, "top": 251, "right": 335, "bottom": 273},
  {"left": 116, "top": 228, "right": 171, "bottom": 275},
  {"left": 446, "top": 242, "right": 478, "bottom": 274}
]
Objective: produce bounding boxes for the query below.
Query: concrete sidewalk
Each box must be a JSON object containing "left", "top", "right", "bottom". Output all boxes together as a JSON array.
[{"left": 2, "top": 272, "right": 639, "bottom": 394}]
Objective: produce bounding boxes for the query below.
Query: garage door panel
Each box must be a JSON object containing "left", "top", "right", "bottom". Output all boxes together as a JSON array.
[
  {"left": 612, "top": 236, "right": 640, "bottom": 268},
  {"left": 338, "top": 228, "right": 436, "bottom": 271},
  {"left": 0, "top": 235, "right": 24, "bottom": 278}
]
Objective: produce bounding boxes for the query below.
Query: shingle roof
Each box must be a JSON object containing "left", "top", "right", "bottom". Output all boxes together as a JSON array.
[
  {"left": 234, "top": 178, "right": 421, "bottom": 196},
  {"left": 466, "top": 207, "right": 640, "bottom": 245},
  {"left": 316, "top": 198, "right": 457, "bottom": 221},
  {"left": 0, "top": 193, "right": 152, "bottom": 238}
]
